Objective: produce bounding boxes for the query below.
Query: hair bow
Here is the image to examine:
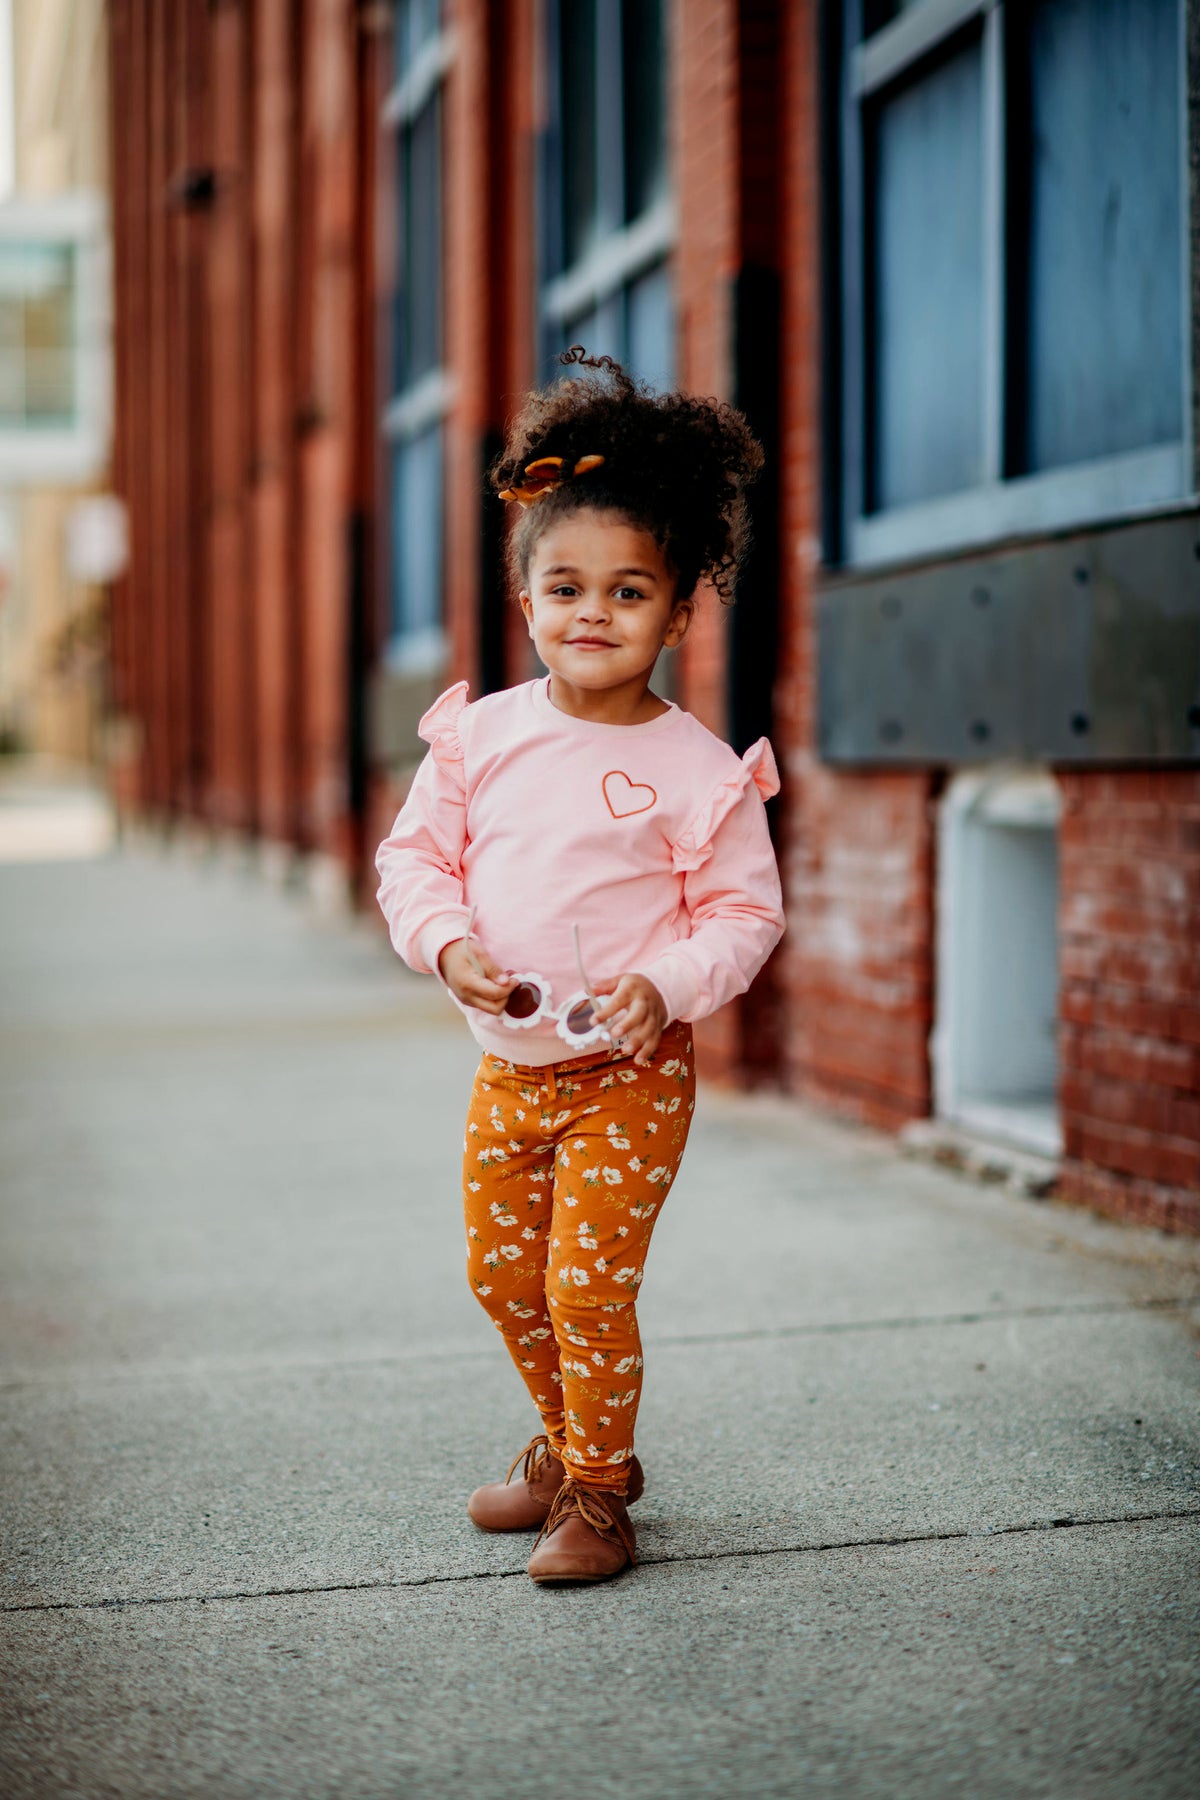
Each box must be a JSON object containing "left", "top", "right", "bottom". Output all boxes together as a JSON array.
[{"left": 498, "top": 453, "right": 605, "bottom": 508}]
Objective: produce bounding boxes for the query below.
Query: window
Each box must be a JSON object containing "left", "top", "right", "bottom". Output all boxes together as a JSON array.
[
  {"left": 540, "top": 0, "right": 674, "bottom": 389},
  {"left": 0, "top": 193, "right": 109, "bottom": 485},
  {"left": 838, "top": 0, "right": 1188, "bottom": 566},
  {"left": 382, "top": 0, "right": 453, "bottom": 669}
]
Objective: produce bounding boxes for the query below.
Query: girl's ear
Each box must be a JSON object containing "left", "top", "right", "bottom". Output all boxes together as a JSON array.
[
  {"left": 519, "top": 591, "right": 535, "bottom": 635},
  {"left": 663, "top": 598, "right": 694, "bottom": 649}
]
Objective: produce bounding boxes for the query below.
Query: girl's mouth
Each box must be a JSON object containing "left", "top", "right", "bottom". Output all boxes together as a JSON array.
[{"left": 567, "top": 638, "right": 618, "bottom": 648}]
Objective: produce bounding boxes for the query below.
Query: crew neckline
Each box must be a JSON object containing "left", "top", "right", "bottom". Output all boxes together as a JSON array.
[{"left": 529, "top": 676, "right": 682, "bottom": 736}]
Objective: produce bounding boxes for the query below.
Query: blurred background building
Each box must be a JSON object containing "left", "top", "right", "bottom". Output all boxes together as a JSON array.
[
  {"left": 0, "top": 0, "right": 113, "bottom": 764},
  {"left": 100, "top": 0, "right": 1199, "bottom": 1231}
]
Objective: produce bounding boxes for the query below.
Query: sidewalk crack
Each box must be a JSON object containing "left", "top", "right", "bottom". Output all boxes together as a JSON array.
[{"left": 4, "top": 1506, "right": 1197, "bottom": 1618}]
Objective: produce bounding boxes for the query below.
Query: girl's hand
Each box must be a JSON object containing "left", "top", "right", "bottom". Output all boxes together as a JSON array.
[
  {"left": 438, "top": 938, "right": 518, "bottom": 1015},
  {"left": 592, "top": 974, "right": 668, "bottom": 1066}
]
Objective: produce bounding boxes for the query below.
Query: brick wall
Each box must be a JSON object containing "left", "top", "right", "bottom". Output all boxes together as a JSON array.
[
  {"left": 1058, "top": 771, "right": 1200, "bottom": 1231},
  {"left": 109, "top": 0, "right": 373, "bottom": 880}
]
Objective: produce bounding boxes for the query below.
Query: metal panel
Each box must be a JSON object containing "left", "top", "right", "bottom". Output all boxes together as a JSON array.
[{"left": 817, "top": 510, "right": 1200, "bottom": 764}]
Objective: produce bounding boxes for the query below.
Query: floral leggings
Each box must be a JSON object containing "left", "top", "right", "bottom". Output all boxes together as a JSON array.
[{"left": 463, "top": 1019, "right": 695, "bottom": 1491}]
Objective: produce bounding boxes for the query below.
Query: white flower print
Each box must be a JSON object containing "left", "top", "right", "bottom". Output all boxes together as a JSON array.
[
  {"left": 614, "top": 1355, "right": 637, "bottom": 1374},
  {"left": 582, "top": 1104, "right": 602, "bottom": 1116},
  {"left": 507, "top": 1300, "right": 536, "bottom": 1318},
  {"left": 591, "top": 1351, "right": 607, "bottom": 1366},
  {"left": 613, "top": 1266, "right": 643, "bottom": 1289},
  {"left": 586, "top": 1443, "right": 600, "bottom": 1457},
  {"left": 646, "top": 1166, "right": 669, "bottom": 1185},
  {"left": 489, "top": 1202, "right": 517, "bottom": 1226},
  {"left": 468, "top": 1226, "right": 480, "bottom": 1240},
  {"left": 620, "top": 1389, "right": 637, "bottom": 1406},
  {"left": 521, "top": 1358, "right": 536, "bottom": 1369},
  {"left": 617, "top": 1068, "right": 638, "bottom": 1084},
  {"left": 568, "top": 1266, "right": 591, "bottom": 1287},
  {"left": 660, "top": 1059, "right": 680, "bottom": 1077},
  {"left": 629, "top": 1201, "right": 657, "bottom": 1221},
  {"left": 477, "top": 1146, "right": 508, "bottom": 1164},
  {"left": 566, "top": 1330, "right": 588, "bottom": 1346},
  {"left": 573, "top": 1138, "right": 587, "bottom": 1151},
  {"left": 499, "top": 1244, "right": 522, "bottom": 1260},
  {"left": 628, "top": 1156, "right": 642, "bottom": 1172},
  {"left": 582, "top": 1167, "right": 600, "bottom": 1186},
  {"left": 599, "top": 1415, "right": 611, "bottom": 1425},
  {"left": 652, "top": 1099, "right": 667, "bottom": 1114},
  {"left": 607, "top": 1447, "right": 632, "bottom": 1462},
  {"left": 467, "top": 1180, "right": 481, "bottom": 1193},
  {"left": 577, "top": 1230, "right": 598, "bottom": 1249},
  {"left": 646, "top": 1122, "right": 658, "bottom": 1134},
  {"left": 602, "top": 1167, "right": 622, "bottom": 1186},
  {"left": 521, "top": 1226, "right": 539, "bottom": 1241},
  {"left": 594, "top": 1256, "right": 609, "bottom": 1273},
  {"left": 530, "top": 1167, "right": 550, "bottom": 1185},
  {"left": 606, "top": 1123, "right": 631, "bottom": 1150},
  {"left": 667, "top": 1097, "right": 681, "bottom": 1114},
  {"left": 617, "top": 1226, "right": 629, "bottom": 1237},
  {"left": 489, "top": 1104, "right": 504, "bottom": 1129},
  {"left": 475, "top": 1282, "right": 492, "bottom": 1296}
]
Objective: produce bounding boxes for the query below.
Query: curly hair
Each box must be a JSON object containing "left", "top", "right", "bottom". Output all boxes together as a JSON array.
[{"left": 489, "top": 347, "right": 764, "bottom": 604}]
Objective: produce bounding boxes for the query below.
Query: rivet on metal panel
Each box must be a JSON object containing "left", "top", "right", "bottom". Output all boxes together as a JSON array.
[
  {"left": 969, "top": 721, "right": 991, "bottom": 743},
  {"left": 1071, "top": 714, "right": 1090, "bottom": 735},
  {"left": 1073, "top": 566, "right": 1089, "bottom": 585},
  {"left": 879, "top": 720, "right": 904, "bottom": 744},
  {"left": 1188, "top": 705, "right": 1200, "bottom": 728},
  {"left": 971, "top": 586, "right": 990, "bottom": 608}
]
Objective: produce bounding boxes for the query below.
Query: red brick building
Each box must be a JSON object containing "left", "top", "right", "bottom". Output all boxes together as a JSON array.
[{"left": 108, "top": 0, "right": 1200, "bottom": 1232}]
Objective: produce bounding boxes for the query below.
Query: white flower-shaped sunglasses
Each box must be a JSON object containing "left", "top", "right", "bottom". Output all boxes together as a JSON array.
[{"left": 462, "top": 909, "right": 612, "bottom": 1050}]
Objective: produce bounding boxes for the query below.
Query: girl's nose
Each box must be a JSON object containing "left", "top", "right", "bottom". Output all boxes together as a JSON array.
[{"left": 576, "top": 594, "right": 611, "bottom": 621}]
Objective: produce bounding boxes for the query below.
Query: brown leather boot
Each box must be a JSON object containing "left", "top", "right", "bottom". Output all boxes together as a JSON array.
[
  {"left": 467, "top": 1435, "right": 565, "bottom": 1531},
  {"left": 467, "top": 1436, "right": 644, "bottom": 1533},
  {"left": 526, "top": 1479, "right": 638, "bottom": 1583}
]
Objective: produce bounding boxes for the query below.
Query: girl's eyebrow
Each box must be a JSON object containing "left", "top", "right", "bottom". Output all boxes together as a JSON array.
[{"left": 541, "top": 564, "right": 659, "bottom": 581}]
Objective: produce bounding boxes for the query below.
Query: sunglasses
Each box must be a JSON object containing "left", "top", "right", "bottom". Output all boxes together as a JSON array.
[{"left": 462, "top": 911, "right": 613, "bottom": 1050}]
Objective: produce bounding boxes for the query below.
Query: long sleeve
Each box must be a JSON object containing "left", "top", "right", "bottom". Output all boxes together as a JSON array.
[
  {"left": 374, "top": 683, "right": 472, "bottom": 975},
  {"left": 631, "top": 739, "right": 785, "bottom": 1024}
]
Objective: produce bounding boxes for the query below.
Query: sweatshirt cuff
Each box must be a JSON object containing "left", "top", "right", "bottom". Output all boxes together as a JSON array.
[
  {"left": 417, "top": 910, "right": 472, "bottom": 979},
  {"left": 630, "top": 952, "right": 700, "bottom": 1026}
]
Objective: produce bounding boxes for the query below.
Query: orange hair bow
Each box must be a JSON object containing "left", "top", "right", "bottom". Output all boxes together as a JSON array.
[{"left": 498, "top": 453, "right": 605, "bottom": 508}]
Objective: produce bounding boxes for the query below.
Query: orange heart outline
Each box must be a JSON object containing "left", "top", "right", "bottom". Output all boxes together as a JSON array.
[{"left": 602, "top": 770, "right": 658, "bottom": 819}]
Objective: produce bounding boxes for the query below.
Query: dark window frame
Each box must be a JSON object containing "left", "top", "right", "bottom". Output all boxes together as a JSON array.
[{"left": 833, "top": 0, "right": 1192, "bottom": 569}]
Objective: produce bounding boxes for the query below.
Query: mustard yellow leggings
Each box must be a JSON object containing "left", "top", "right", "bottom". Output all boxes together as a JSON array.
[{"left": 463, "top": 1020, "right": 695, "bottom": 1491}]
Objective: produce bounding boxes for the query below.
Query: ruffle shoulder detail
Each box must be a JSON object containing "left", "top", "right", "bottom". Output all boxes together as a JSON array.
[
  {"left": 671, "top": 737, "right": 780, "bottom": 874},
  {"left": 416, "top": 680, "right": 469, "bottom": 780}
]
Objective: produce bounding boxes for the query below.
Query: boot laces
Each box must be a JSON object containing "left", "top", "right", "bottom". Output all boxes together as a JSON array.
[
  {"left": 505, "top": 1434, "right": 553, "bottom": 1488},
  {"left": 533, "top": 1478, "right": 637, "bottom": 1565}
]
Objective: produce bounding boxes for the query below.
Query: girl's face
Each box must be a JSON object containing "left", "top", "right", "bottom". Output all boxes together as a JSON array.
[{"left": 520, "top": 510, "right": 692, "bottom": 704}]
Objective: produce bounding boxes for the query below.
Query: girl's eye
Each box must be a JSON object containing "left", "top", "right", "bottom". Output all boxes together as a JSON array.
[
  {"left": 550, "top": 585, "right": 579, "bottom": 598},
  {"left": 615, "top": 587, "right": 646, "bottom": 601}
]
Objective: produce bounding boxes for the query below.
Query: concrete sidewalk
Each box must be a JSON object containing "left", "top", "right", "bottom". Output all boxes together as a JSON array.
[{"left": 1, "top": 826, "right": 1198, "bottom": 1799}]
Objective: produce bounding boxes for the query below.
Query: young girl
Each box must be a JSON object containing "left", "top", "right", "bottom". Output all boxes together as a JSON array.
[{"left": 375, "top": 348, "right": 784, "bottom": 1585}]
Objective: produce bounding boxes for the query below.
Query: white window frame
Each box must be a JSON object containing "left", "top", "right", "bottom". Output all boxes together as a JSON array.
[
  {"left": 539, "top": 0, "right": 676, "bottom": 378},
  {"left": 381, "top": 12, "right": 456, "bottom": 670},
  {"left": 0, "top": 191, "right": 110, "bottom": 486},
  {"left": 840, "top": 0, "right": 1194, "bottom": 569}
]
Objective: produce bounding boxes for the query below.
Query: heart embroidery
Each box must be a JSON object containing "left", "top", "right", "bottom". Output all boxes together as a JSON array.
[{"left": 602, "top": 770, "right": 658, "bottom": 819}]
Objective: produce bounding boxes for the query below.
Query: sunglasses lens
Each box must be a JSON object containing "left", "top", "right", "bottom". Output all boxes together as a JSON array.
[
  {"left": 565, "top": 998, "right": 595, "bottom": 1035},
  {"left": 505, "top": 981, "right": 543, "bottom": 1020}
]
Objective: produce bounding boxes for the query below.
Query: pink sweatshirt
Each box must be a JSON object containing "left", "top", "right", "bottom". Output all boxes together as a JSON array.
[{"left": 375, "top": 677, "right": 785, "bottom": 1064}]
